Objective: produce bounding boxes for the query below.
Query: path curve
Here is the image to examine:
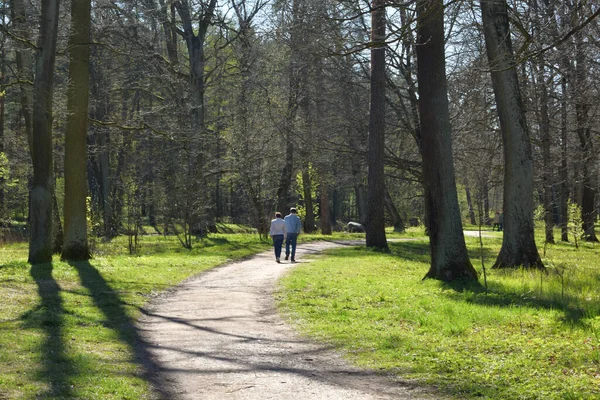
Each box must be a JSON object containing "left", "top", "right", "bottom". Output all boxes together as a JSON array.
[{"left": 138, "top": 241, "right": 435, "bottom": 400}]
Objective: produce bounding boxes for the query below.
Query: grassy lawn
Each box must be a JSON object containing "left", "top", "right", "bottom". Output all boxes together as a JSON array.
[
  {"left": 0, "top": 233, "right": 270, "bottom": 399},
  {"left": 3, "top": 226, "right": 599, "bottom": 399},
  {"left": 278, "top": 229, "right": 600, "bottom": 399}
]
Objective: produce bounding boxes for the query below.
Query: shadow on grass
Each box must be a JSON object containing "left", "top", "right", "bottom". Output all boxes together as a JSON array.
[
  {"left": 69, "top": 260, "right": 173, "bottom": 399},
  {"left": 440, "top": 278, "right": 590, "bottom": 325},
  {"left": 27, "top": 263, "right": 77, "bottom": 398},
  {"left": 387, "top": 242, "right": 590, "bottom": 323}
]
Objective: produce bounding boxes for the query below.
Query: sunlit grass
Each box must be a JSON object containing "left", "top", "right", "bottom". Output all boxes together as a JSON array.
[
  {"left": 279, "top": 231, "right": 600, "bottom": 399},
  {"left": 0, "top": 233, "right": 269, "bottom": 399}
]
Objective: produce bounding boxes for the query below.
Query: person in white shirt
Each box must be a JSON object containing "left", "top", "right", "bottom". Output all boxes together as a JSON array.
[
  {"left": 283, "top": 207, "right": 301, "bottom": 262},
  {"left": 269, "top": 212, "right": 286, "bottom": 263}
]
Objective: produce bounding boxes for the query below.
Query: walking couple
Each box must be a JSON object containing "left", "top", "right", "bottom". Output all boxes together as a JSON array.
[{"left": 269, "top": 208, "right": 301, "bottom": 263}]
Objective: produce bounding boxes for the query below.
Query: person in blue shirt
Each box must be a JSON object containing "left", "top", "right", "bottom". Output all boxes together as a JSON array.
[
  {"left": 269, "top": 212, "right": 286, "bottom": 263},
  {"left": 284, "top": 207, "right": 301, "bottom": 262}
]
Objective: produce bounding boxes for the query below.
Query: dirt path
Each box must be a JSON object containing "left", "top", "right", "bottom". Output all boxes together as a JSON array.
[{"left": 138, "top": 241, "right": 435, "bottom": 399}]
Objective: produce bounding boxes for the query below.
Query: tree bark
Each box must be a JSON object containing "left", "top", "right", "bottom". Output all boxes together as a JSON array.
[
  {"left": 480, "top": 0, "right": 544, "bottom": 270},
  {"left": 573, "top": 28, "right": 598, "bottom": 242},
  {"left": 384, "top": 187, "right": 405, "bottom": 233},
  {"left": 365, "top": 0, "right": 388, "bottom": 250},
  {"left": 535, "top": 55, "right": 554, "bottom": 244},
  {"left": 174, "top": 0, "right": 216, "bottom": 135},
  {"left": 464, "top": 179, "right": 476, "bottom": 225},
  {"left": 0, "top": 8, "right": 5, "bottom": 221},
  {"left": 301, "top": 161, "right": 316, "bottom": 233},
  {"left": 29, "top": 0, "right": 60, "bottom": 264},
  {"left": 62, "top": 0, "right": 92, "bottom": 260},
  {"left": 158, "top": 0, "right": 179, "bottom": 65},
  {"left": 10, "top": 0, "right": 34, "bottom": 157},
  {"left": 320, "top": 172, "right": 332, "bottom": 235},
  {"left": 417, "top": 0, "right": 477, "bottom": 281},
  {"left": 559, "top": 75, "right": 569, "bottom": 242}
]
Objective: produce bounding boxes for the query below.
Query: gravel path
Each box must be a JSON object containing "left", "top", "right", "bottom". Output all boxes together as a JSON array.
[{"left": 138, "top": 241, "right": 437, "bottom": 400}]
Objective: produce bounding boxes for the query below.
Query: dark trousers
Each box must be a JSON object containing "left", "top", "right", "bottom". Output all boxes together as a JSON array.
[
  {"left": 272, "top": 235, "right": 284, "bottom": 259},
  {"left": 285, "top": 233, "right": 298, "bottom": 259}
]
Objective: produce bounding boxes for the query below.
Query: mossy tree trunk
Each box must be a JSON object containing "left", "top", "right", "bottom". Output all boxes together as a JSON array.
[{"left": 62, "top": 0, "right": 92, "bottom": 261}]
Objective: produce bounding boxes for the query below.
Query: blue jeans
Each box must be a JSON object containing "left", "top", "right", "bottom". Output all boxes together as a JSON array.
[
  {"left": 272, "top": 235, "right": 284, "bottom": 259},
  {"left": 285, "top": 233, "right": 298, "bottom": 260}
]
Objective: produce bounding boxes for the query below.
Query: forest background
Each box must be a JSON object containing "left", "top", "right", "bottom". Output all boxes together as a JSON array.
[
  {"left": 0, "top": 0, "right": 597, "bottom": 255},
  {"left": 1, "top": 1, "right": 600, "bottom": 399}
]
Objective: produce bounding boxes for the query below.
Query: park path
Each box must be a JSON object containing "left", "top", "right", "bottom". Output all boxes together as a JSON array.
[{"left": 138, "top": 241, "right": 435, "bottom": 400}]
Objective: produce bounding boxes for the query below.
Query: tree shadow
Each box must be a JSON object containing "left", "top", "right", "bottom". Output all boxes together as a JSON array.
[
  {"left": 26, "top": 262, "right": 77, "bottom": 398},
  {"left": 68, "top": 260, "right": 173, "bottom": 399},
  {"left": 440, "top": 279, "right": 589, "bottom": 325}
]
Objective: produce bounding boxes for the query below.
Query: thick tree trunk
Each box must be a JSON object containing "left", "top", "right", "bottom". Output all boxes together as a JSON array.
[
  {"left": 29, "top": 0, "right": 60, "bottom": 264},
  {"left": 365, "top": 0, "right": 388, "bottom": 250},
  {"left": 417, "top": 0, "right": 477, "bottom": 281},
  {"left": 62, "top": 0, "right": 91, "bottom": 260},
  {"left": 480, "top": 0, "right": 543, "bottom": 270}
]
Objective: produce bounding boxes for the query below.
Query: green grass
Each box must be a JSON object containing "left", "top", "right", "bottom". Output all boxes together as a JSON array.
[
  {"left": 0, "top": 233, "right": 270, "bottom": 399},
  {"left": 3, "top": 226, "right": 599, "bottom": 399},
  {"left": 278, "top": 232, "right": 600, "bottom": 399}
]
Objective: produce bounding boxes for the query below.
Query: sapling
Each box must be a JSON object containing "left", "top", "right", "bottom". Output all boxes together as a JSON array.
[{"left": 568, "top": 201, "right": 583, "bottom": 249}]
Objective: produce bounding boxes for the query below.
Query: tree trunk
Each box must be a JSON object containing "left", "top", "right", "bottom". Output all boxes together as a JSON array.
[
  {"left": 365, "top": 0, "right": 388, "bottom": 250},
  {"left": 417, "top": 0, "right": 477, "bottom": 281},
  {"left": 573, "top": 29, "right": 598, "bottom": 242},
  {"left": 29, "top": 0, "right": 60, "bottom": 264},
  {"left": 349, "top": 136, "right": 367, "bottom": 224},
  {"left": 277, "top": 126, "right": 294, "bottom": 214},
  {"left": 480, "top": 0, "right": 543, "bottom": 270},
  {"left": 536, "top": 56, "right": 554, "bottom": 244},
  {"left": 0, "top": 13, "right": 5, "bottom": 222},
  {"left": 174, "top": 0, "right": 216, "bottom": 135},
  {"left": 174, "top": 1, "right": 218, "bottom": 229},
  {"left": 158, "top": 0, "right": 179, "bottom": 65},
  {"left": 320, "top": 172, "right": 332, "bottom": 235},
  {"left": 52, "top": 191, "right": 63, "bottom": 254},
  {"left": 559, "top": 76, "right": 569, "bottom": 242},
  {"left": 301, "top": 162, "right": 316, "bottom": 233},
  {"left": 384, "top": 187, "right": 405, "bottom": 233},
  {"left": 62, "top": 0, "right": 91, "bottom": 260},
  {"left": 10, "top": 0, "right": 34, "bottom": 157},
  {"left": 483, "top": 181, "right": 491, "bottom": 225},
  {"left": 465, "top": 181, "right": 476, "bottom": 225},
  {"left": 276, "top": 0, "right": 308, "bottom": 215}
]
